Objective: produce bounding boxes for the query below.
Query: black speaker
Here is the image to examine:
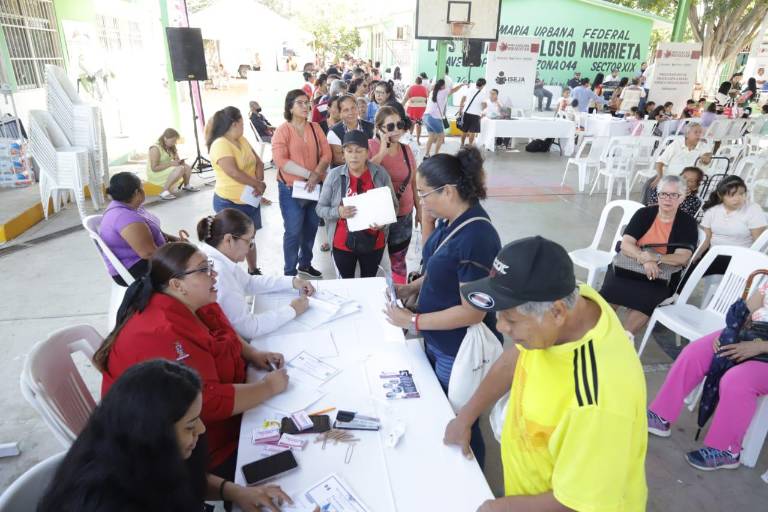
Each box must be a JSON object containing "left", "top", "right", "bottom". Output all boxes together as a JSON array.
[
  {"left": 464, "top": 40, "right": 484, "bottom": 67},
  {"left": 166, "top": 27, "right": 208, "bottom": 81}
]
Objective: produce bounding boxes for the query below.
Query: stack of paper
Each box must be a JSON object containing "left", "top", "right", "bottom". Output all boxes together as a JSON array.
[
  {"left": 342, "top": 186, "right": 397, "bottom": 232},
  {"left": 295, "top": 289, "right": 362, "bottom": 328}
]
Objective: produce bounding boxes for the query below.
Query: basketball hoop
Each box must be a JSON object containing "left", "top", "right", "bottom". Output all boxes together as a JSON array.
[{"left": 449, "top": 21, "right": 473, "bottom": 37}]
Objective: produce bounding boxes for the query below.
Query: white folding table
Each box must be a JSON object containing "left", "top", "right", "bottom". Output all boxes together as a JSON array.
[
  {"left": 478, "top": 117, "right": 576, "bottom": 155},
  {"left": 583, "top": 115, "right": 631, "bottom": 137},
  {"left": 235, "top": 277, "right": 494, "bottom": 512}
]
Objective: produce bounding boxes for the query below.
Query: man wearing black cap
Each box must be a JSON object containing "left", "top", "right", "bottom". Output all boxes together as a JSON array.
[{"left": 445, "top": 236, "right": 647, "bottom": 512}]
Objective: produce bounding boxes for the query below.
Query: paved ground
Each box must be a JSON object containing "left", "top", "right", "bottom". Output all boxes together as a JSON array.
[{"left": 1, "top": 91, "right": 767, "bottom": 509}]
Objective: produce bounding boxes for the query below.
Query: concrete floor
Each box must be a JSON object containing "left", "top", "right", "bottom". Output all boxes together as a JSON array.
[{"left": 1, "top": 132, "right": 768, "bottom": 509}]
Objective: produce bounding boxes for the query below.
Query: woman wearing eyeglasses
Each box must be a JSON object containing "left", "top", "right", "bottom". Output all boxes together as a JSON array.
[
  {"left": 316, "top": 130, "right": 398, "bottom": 278},
  {"left": 369, "top": 106, "right": 419, "bottom": 284},
  {"left": 94, "top": 242, "right": 289, "bottom": 482},
  {"left": 382, "top": 146, "right": 501, "bottom": 468},
  {"left": 600, "top": 175, "right": 698, "bottom": 334},
  {"left": 197, "top": 208, "right": 315, "bottom": 340}
]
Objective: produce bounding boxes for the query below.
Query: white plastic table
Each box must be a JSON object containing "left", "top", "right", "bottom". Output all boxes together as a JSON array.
[
  {"left": 478, "top": 117, "right": 576, "bottom": 155},
  {"left": 235, "top": 277, "right": 494, "bottom": 512},
  {"left": 583, "top": 115, "right": 630, "bottom": 137}
]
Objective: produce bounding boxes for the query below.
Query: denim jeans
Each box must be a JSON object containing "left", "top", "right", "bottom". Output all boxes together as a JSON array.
[{"left": 278, "top": 182, "right": 320, "bottom": 275}]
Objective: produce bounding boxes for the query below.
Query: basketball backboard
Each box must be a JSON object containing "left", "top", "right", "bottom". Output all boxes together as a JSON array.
[{"left": 415, "top": 0, "right": 501, "bottom": 41}]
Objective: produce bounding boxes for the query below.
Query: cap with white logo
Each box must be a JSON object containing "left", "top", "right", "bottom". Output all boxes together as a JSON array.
[{"left": 461, "top": 236, "right": 576, "bottom": 312}]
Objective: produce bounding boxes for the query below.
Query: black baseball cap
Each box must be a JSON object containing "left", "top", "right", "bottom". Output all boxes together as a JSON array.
[
  {"left": 461, "top": 236, "right": 576, "bottom": 312},
  {"left": 342, "top": 129, "right": 368, "bottom": 149}
]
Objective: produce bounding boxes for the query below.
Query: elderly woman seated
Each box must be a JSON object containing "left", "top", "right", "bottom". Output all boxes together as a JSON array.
[{"left": 600, "top": 175, "right": 699, "bottom": 334}]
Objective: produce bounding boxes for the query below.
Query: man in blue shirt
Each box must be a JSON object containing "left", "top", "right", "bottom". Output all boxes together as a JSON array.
[{"left": 571, "top": 78, "right": 606, "bottom": 113}]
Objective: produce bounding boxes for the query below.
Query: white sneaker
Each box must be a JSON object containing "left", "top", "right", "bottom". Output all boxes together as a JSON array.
[
  {"left": 181, "top": 184, "right": 200, "bottom": 192},
  {"left": 159, "top": 190, "right": 177, "bottom": 200}
]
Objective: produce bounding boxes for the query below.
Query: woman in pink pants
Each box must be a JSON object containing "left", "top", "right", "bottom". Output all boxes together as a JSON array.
[{"left": 648, "top": 323, "right": 768, "bottom": 471}]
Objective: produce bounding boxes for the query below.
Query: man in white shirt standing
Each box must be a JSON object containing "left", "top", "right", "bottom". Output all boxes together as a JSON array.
[
  {"left": 619, "top": 78, "right": 647, "bottom": 113},
  {"left": 457, "top": 78, "right": 488, "bottom": 145},
  {"left": 653, "top": 123, "right": 712, "bottom": 187}
]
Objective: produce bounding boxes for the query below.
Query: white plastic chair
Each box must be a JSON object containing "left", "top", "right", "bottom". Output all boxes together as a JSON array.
[
  {"left": 561, "top": 136, "right": 608, "bottom": 191},
  {"left": 732, "top": 155, "right": 768, "bottom": 180},
  {"left": 83, "top": 215, "right": 133, "bottom": 330},
  {"left": 0, "top": 452, "right": 65, "bottom": 510},
  {"left": 628, "top": 136, "right": 662, "bottom": 192},
  {"left": 723, "top": 119, "right": 750, "bottom": 145},
  {"left": 638, "top": 245, "right": 768, "bottom": 356},
  {"left": 29, "top": 110, "right": 94, "bottom": 219},
  {"left": 569, "top": 199, "right": 644, "bottom": 287},
  {"left": 638, "top": 119, "right": 657, "bottom": 136},
  {"left": 674, "top": 118, "right": 697, "bottom": 135},
  {"left": 589, "top": 142, "right": 636, "bottom": 203},
  {"left": 704, "top": 119, "right": 734, "bottom": 144},
  {"left": 20, "top": 325, "right": 103, "bottom": 447},
  {"left": 745, "top": 133, "right": 768, "bottom": 155}
]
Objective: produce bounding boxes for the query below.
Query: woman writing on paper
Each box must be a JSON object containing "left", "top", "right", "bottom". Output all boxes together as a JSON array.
[
  {"left": 94, "top": 242, "right": 289, "bottom": 482},
  {"left": 382, "top": 146, "right": 501, "bottom": 468},
  {"left": 206, "top": 106, "right": 266, "bottom": 275},
  {"left": 272, "top": 89, "right": 332, "bottom": 278},
  {"left": 197, "top": 208, "right": 316, "bottom": 340},
  {"left": 316, "top": 130, "right": 398, "bottom": 278}
]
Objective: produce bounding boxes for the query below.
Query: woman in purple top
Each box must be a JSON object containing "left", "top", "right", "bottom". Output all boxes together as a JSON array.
[{"left": 99, "top": 172, "right": 182, "bottom": 286}]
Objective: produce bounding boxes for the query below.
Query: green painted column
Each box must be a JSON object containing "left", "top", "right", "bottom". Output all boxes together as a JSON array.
[
  {"left": 159, "top": 0, "right": 180, "bottom": 130},
  {"left": 671, "top": 0, "right": 692, "bottom": 42},
  {"left": 436, "top": 40, "right": 448, "bottom": 83}
]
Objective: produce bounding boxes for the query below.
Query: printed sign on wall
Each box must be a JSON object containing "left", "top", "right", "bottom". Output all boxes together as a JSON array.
[
  {"left": 485, "top": 37, "right": 540, "bottom": 109},
  {"left": 647, "top": 42, "right": 702, "bottom": 115}
]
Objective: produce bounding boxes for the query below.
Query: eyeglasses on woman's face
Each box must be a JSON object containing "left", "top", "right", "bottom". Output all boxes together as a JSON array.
[
  {"left": 174, "top": 258, "right": 215, "bottom": 279},
  {"left": 233, "top": 234, "right": 255, "bottom": 249},
  {"left": 293, "top": 99, "right": 310, "bottom": 107},
  {"left": 384, "top": 121, "right": 406, "bottom": 132},
  {"left": 416, "top": 184, "right": 454, "bottom": 200},
  {"left": 658, "top": 192, "right": 681, "bottom": 200}
]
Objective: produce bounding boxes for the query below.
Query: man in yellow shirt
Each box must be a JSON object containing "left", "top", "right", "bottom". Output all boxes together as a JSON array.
[{"left": 446, "top": 236, "right": 647, "bottom": 512}]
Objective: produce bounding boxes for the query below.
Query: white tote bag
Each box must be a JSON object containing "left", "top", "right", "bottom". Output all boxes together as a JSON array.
[
  {"left": 489, "top": 391, "right": 510, "bottom": 442},
  {"left": 447, "top": 321, "right": 504, "bottom": 412}
]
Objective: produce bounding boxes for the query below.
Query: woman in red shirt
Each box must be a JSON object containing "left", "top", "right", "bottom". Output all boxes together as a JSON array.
[
  {"left": 402, "top": 76, "right": 429, "bottom": 144},
  {"left": 94, "top": 242, "right": 288, "bottom": 480},
  {"left": 369, "top": 106, "right": 419, "bottom": 284},
  {"left": 315, "top": 130, "right": 397, "bottom": 278}
]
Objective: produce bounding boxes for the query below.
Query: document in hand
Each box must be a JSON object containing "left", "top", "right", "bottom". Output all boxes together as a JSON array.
[
  {"left": 342, "top": 186, "right": 396, "bottom": 232},
  {"left": 290, "top": 474, "right": 371, "bottom": 512},
  {"left": 292, "top": 180, "right": 321, "bottom": 200},
  {"left": 239, "top": 185, "right": 262, "bottom": 208},
  {"left": 294, "top": 290, "right": 361, "bottom": 328}
]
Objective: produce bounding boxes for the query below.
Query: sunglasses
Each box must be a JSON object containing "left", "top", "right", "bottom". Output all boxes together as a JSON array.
[
  {"left": 384, "top": 121, "right": 405, "bottom": 132},
  {"left": 174, "top": 258, "right": 215, "bottom": 279}
]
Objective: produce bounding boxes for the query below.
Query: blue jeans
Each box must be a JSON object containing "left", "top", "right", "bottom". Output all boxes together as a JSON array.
[
  {"left": 425, "top": 342, "right": 486, "bottom": 468},
  {"left": 278, "top": 182, "right": 320, "bottom": 275}
]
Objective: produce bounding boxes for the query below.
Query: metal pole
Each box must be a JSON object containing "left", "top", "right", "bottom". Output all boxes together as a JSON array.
[{"left": 672, "top": 0, "right": 692, "bottom": 42}]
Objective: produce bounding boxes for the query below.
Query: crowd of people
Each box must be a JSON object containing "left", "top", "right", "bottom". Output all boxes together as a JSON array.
[{"left": 32, "top": 57, "right": 768, "bottom": 512}]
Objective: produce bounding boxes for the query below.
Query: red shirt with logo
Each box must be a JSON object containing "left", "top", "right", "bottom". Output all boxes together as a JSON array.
[
  {"left": 100, "top": 293, "right": 246, "bottom": 469},
  {"left": 333, "top": 168, "right": 386, "bottom": 252}
]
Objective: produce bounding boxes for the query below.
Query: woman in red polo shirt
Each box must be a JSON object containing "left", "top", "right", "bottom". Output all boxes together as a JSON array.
[{"left": 93, "top": 242, "right": 288, "bottom": 481}]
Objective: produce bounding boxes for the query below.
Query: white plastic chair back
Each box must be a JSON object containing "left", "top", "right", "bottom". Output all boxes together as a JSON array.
[
  {"left": 587, "top": 200, "right": 644, "bottom": 251},
  {"left": 751, "top": 228, "right": 768, "bottom": 253},
  {"left": 20, "top": 325, "right": 103, "bottom": 446},
  {"left": 639, "top": 120, "right": 657, "bottom": 136},
  {"left": 674, "top": 118, "right": 696, "bottom": 135},
  {"left": 732, "top": 155, "right": 767, "bottom": 179},
  {"left": 704, "top": 119, "right": 733, "bottom": 142},
  {"left": 249, "top": 119, "right": 266, "bottom": 161},
  {"left": 82, "top": 215, "right": 135, "bottom": 285},
  {"left": 725, "top": 119, "right": 749, "bottom": 142},
  {"left": 0, "top": 452, "right": 65, "bottom": 511}
]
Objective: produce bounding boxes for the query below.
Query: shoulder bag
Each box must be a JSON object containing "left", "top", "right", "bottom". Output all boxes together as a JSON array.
[
  {"left": 456, "top": 88, "right": 482, "bottom": 132},
  {"left": 437, "top": 94, "right": 450, "bottom": 130},
  {"left": 612, "top": 242, "right": 695, "bottom": 285},
  {"left": 395, "top": 144, "right": 412, "bottom": 200}
]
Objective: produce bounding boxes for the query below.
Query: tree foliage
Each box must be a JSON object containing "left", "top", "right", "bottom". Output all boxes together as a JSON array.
[{"left": 307, "top": 25, "right": 362, "bottom": 65}]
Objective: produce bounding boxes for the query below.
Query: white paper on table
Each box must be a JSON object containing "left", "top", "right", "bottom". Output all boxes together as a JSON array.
[
  {"left": 239, "top": 185, "right": 262, "bottom": 208},
  {"left": 261, "top": 378, "right": 326, "bottom": 413},
  {"left": 292, "top": 180, "right": 321, "bottom": 200},
  {"left": 342, "top": 186, "right": 396, "bottom": 232},
  {"left": 257, "top": 330, "right": 339, "bottom": 359},
  {"left": 289, "top": 473, "right": 371, "bottom": 512},
  {"left": 287, "top": 350, "right": 340, "bottom": 386}
]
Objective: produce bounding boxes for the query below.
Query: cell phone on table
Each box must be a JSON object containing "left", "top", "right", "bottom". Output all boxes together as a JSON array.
[{"left": 241, "top": 450, "right": 298, "bottom": 485}]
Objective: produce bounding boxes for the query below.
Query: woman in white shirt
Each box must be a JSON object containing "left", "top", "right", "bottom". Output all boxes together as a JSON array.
[
  {"left": 196, "top": 209, "right": 315, "bottom": 339},
  {"left": 699, "top": 176, "right": 767, "bottom": 274}
]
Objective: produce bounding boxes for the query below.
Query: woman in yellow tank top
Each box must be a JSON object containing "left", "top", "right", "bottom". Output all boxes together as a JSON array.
[{"left": 146, "top": 128, "right": 199, "bottom": 200}]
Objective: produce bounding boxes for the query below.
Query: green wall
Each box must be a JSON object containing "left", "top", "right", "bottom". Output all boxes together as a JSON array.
[{"left": 417, "top": 0, "right": 654, "bottom": 87}]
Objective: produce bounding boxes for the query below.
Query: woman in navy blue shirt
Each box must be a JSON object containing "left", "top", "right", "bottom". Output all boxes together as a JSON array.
[{"left": 384, "top": 146, "right": 501, "bottom": 467}]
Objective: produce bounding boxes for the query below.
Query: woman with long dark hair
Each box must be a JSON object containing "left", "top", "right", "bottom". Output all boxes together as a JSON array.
[
  {"left": 271, "top": 89, "right": 332, "bottom": 277},
  {"left": 147, "top": 127, "right": 198, "bottom": 199},
  {"left": 39, "top": 360, "right": 292, "bottom": 511},
  {"left": 383, "top": 146, "right": 501, "bottom": 468},
  {"left": 206, "top": 106, "right": 266, "bottom": 275},
  {"left": 94, "top": 243, "right": 289, "bottom": 482},
  {"left": 422, "top": 79, "right": 464, "bottom": 159}
]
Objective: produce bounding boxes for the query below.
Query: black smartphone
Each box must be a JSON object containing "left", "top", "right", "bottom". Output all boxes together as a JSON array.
[
  {"left": 241, "top": 450, "right": 298, "bottom": 485},
  {"left": 280, "top": 414, "right": 331, "bottom": 435}
]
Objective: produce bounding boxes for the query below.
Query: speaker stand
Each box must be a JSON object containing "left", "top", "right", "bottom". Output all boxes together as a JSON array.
[{"left": 186, "top": 80, "right": 213, "bottom": 177}]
